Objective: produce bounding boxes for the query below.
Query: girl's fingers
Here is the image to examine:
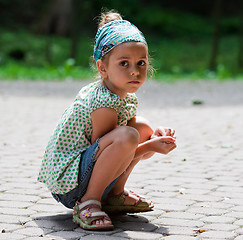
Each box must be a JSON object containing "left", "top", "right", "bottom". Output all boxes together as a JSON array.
[
  {"left": 157, "top": 128, "right": 166, "bottom": 136},
  {"left": 159, "top": 136, "right": 176, "bottom": 144},
  {"left": 171, "top": 129, "right": 175, "bottom": 136},
  {"left": 165, "top": 129, "right": 171, "bottom": 136},
  {"left": 166, "top": 128, "right": 176, "bottom": 137}
]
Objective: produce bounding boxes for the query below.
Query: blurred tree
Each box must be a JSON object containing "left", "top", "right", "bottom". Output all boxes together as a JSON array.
[
  {"left": 38, "top": 0, "right": 72, "bottom": 35},
  {"left": 209, "top": 0, "right": 222, "bottom": 71},
  {"left": 70, "top": 0, "right": 82, "bottom": 59},
  {"left": 37, "top": 0, "right": 72, "bottom": 63}
]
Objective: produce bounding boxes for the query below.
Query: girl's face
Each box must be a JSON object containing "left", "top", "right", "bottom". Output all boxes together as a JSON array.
[{"left": 97, "top": 41, "right": 148, "bottom": 99}]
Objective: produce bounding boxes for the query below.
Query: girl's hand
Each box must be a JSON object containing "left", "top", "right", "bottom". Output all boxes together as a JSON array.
[
  {"left": 152, "top": 126, "right": 176, "bottom": 138},
  {"left": 149, "top": 136, "right": 176, "bottom": 155}
]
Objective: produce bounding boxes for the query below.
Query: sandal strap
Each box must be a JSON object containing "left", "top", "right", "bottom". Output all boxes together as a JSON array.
[
  {"left": 75, "top": 199, "right": 101, "bottom": 211},
  {"left": 82, "top": 212, "right": 109, "bottom": 225},
  {"left": 77, "top": 204, "right": 110, "bottom": 225},
  {"left": 89, "top": 211, "right": 108, "bottom": 218}
]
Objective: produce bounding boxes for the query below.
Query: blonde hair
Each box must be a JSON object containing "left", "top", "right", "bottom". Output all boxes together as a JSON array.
[{"left": 98, "top": 11, "right": 123, "bottom": 28}]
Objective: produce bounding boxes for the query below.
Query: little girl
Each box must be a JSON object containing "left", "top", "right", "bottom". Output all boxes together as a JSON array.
[{"left": 38, "top": 11, "right": 176, "bottom": 231}]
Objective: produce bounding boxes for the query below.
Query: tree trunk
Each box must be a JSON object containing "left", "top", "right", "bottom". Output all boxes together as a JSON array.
[
  {"left": 70, "top": 0, "right": 82, "bottom": 59},
  {"left": 38, "top": 0, "right": 72, "bottom": 36},
  {"left": 209, "top": 0, "right": 222, "bottom": 71}
]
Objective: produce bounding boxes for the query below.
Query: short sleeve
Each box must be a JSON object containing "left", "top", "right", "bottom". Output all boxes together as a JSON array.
[{"left": 89, "top": 84, "right": 121, "bottom": 114}]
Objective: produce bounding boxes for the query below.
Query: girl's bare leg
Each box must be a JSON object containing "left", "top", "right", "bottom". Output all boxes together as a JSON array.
[
  {"left": 108, "top": 117, "right": 154, "bottom": 204},
  {"left": 80, "top": 126, "right": 139, "bottom": 225}
]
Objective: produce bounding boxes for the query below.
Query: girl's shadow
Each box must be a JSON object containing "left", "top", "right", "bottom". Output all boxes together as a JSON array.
[{"left": 34, "top": 211, "right": 161, "bottom": 238}]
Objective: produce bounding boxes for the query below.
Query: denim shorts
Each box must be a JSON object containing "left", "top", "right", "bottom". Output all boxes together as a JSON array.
[{"left": 52, "top": 138, "right": 119, "bottom": 209}]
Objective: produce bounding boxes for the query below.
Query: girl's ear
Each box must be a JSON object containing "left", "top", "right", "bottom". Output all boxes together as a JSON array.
[{"left": 96, "top": 60, "right": 108, "bottom": 79}]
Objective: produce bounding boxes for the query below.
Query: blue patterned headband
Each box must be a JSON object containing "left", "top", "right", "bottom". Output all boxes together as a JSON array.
[{"left": 93, "top": 20, "right": 147, "bottom": 62}]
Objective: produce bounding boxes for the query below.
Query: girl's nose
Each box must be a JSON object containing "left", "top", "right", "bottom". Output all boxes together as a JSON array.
[{"left": 130, "top": 66, "right": 139, "bottom": 76}]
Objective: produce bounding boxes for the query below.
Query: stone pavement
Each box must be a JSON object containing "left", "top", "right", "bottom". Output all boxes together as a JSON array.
[{"left": 0, "top": 79, "right": 243, "bottom": 240}]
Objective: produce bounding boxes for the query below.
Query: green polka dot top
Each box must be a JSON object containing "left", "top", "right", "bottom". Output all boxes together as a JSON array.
[{"left": 38, "top": 80, "right": 138, "bottom": 194}]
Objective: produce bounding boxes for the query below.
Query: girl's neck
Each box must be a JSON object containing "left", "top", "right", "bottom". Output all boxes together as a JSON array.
[{"left": 101, "top": 80, "right": 127, "bottom": 100}]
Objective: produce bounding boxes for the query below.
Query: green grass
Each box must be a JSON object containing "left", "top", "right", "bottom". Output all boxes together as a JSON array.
[
  {"left": 0, "top": 61, "right": 94, "bottom": 81},
  {"left": 0, "top": 29, "right": 242, "bottom": 81}
]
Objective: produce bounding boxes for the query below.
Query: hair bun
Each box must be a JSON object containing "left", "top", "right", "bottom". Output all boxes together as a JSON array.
[{"left": 99, "top": 11, "right": 123, "bottom": 28}]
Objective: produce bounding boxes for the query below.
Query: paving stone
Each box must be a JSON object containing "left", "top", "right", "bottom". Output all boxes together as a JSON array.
[
  {"left": 155, "top": 204, "right": 188, "bottom": 212},
  {"left": 235, "top": 228, "right": 243, "bottom": 235},
  {"left": 217, "top": 187, "right": 243, "bottom": 193},
  {"left": 5, "top": 189, "right": 45, "bottom": 196},
  {"left": 211, "top": 191, "right": 243, "bottom": 199},
  {"left": 46, "top": 230, "right": 86, "bottom": 239},
  {"left": 146, "top": 190, "right": 177, "bottom": 198},
  {"left": 74, "top": 227, "right": 119, "bottom": 235},
  {"left": 181, "top": 183, "right": 217, "bottom": 190},
  {"left": 199, "top": 230, "right": 237, "bottom": 239},
  {"left": 0, "top": 200, "right": 33, "bottom": 209},
  {"left": 0, "top": 193, "right": 40, "bottom": 202},
  {"left": 179, "top": 188, "right": 211, "bottom": 195},
  {"left": 26, "top": 217, "right": 78, "bottom": 232},
  {"left": 223, "top": 198, "right": 243, "bottom": 206},
  {"left": 234, "top": 219, "right": 243, "bottom": 226},
  {"left": 0, "top": 214, "right": 31, "bottom": 224},
  {"left": 160, "top": 212, "right": 204, "bottom": 220},
  {"left": 111, "top": 214, "right": 149, "bottom": 224},
  {"left": 162, "top": 235, "right": 197, "bottom": 240},
  {"left": 152, "top": 218, "right": 204, "bottom": 228},
  {"left": 235, "top": 236, "right": 243, "bottom": 240},
  {"left": 155, "top": 226, "right": 195, "bottom": 236},
  {"left": 0, "top": 233, "right": 26, "bottom": 240},
  {"left": 0, "top": 223, "right": 23, "bottom": 232},
  {"left": 136, "top": 209, "right": 165, "bottom": 217},
  {"left": 115, "top": 221, "right": 158, "bottom": 232},
  {"left": 145, "top": 185, "right": 179, "bottom": 192},
  {"left": 201, "top": 216, "right": 236, "bottom": 224},
  {"left": 80, "top": 235, "right": 127, "bottom": 240},
  {"left": 29, "top": 204, "right": 68, "bottom": 213},
  {"left": 178, "top": 194, "right": 223, "bottom": 202},
  {"left": 113, "top": 230, "right": 163, "bottom": 239},
  {"left": 37, "top": 197, "right": 58, "bottom": 205},
  {"left": 225, "top": 211, "right": 243, "bottom": 218},
  {"left": 24, "top": 237, "right": 51, "bottom": 240},
  {"left": 187, "top": 207, "right": 229, "bottom": 216},
  {"left": 13, "top": 227, "right": 53, "bottom": 236},
  {"left": 151, "top": 197, "right": 195, "bottom": 206},
  {"left": 231, "top": 206, "right": 243, "bottom": 211},
  {"left": 203, "top": 223, "right": 239, "bottom": 231},
  {"left": 193, "top": 202, "right": 233, "bottom": 209},
  {"left": 0, "top": 207, "right": 36, "bottom": 216},
  {"left": 3, "top": 182, "right": 41, "bottom": 190},
  {"left": 25, "top": 219, "right": 62, "bottom": 229}
]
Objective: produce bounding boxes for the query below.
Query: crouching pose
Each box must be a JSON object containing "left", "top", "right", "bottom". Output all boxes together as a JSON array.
[{"left": 38, "top": 11, "right": 176, "bottom": 231}]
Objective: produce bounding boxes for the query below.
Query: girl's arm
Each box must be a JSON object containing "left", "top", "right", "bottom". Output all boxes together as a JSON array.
[
  {"left": 128, "top": 116, "right": 176, "bottom": 160},
  {"left": 90, "top": 107, "right": 118, "bottom": 144},
  {"left": 134, "top": 136, "right": 176, "bottom": 160}
]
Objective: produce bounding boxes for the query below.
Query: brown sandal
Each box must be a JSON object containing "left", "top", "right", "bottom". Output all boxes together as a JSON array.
[{"left": 102, "top": 189, "right": 154, "bottom": 213}]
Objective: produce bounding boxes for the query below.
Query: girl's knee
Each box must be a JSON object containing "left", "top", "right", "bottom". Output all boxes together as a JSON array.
[
  {"left": 128, "top": 116, "right": 153, "bottom": 143},
  {"left": 116, "top": 126, "right": 139, "bottom": 147}
]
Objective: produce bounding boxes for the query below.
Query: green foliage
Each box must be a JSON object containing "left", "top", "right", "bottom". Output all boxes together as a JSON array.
[
  {"left": 0, "top": 28, "right": 242, "bottom": 81},
  {"left": 0, "top": 61, "right": 94, "bottom": 80}
]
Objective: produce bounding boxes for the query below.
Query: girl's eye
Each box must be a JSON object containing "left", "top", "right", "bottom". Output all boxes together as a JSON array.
[
  {"left": 120, "top": 61, "right": 128, "bottom": 67},
  {"left": 138, "top": 60, "right": 146, "bottom": 66}
]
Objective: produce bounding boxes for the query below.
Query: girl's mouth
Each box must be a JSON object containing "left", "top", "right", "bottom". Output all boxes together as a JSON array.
[{"left": 128, "top": 81, "right": 140, "bottom": 84}]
